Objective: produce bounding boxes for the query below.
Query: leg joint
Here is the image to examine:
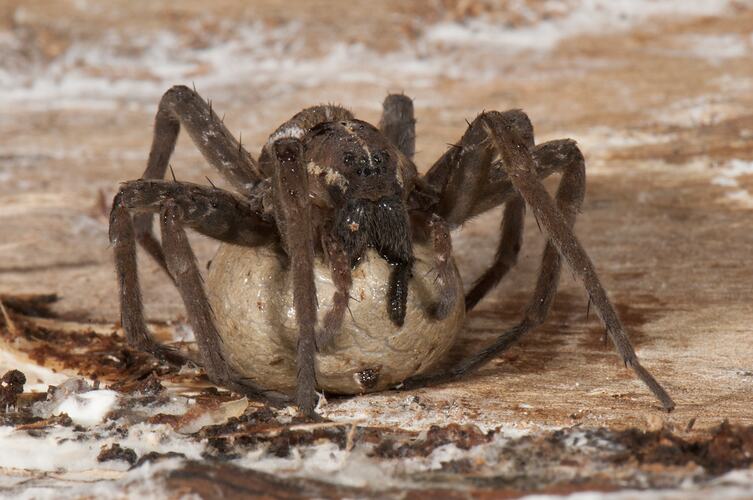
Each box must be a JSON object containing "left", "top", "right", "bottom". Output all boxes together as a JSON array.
[
  {"left": 472, "top": 109, "right": 535, "bottom": 148},
  {"left": 533, "top": 139, "right": 585, "bottom": 172},
  {"left": 162, "top": 84, "right": 194, "bottom": 105}
]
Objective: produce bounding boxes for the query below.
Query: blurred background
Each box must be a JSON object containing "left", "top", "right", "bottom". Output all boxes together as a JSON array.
[{"left": 1, "top": 0, "right": 753, "bottom": 495}]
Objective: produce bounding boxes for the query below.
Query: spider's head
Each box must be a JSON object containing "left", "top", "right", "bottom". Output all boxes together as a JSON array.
[{"left": 303, "top": 119, "right": 416, "bottom": 204}]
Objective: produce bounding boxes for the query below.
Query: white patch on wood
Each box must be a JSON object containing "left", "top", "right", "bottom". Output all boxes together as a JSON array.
[{"left": 712, "top": 159, "right": 753, "bottom": 208}]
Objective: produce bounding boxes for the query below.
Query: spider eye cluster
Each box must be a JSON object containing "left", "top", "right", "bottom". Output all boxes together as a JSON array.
[
  {"left": 343, "top": 150, "right": 389, "bottom": 178},
  {"left": 343, "top": 152, "right": 356, "bottom": 166}
]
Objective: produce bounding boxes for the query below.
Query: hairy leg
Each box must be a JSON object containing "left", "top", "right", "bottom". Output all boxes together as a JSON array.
[
  {"left": 110, "top": 183, "right": 284, "bottom": 403},
  {"left": 420, "top": 138, "right": 582, "bottom": 311},
  {"left": 401, "top": 125, "right": 583, "bottom": 389},
  {"left": 422, "top": 110, "right": 534, "bottom": 226},
  {"left": 469, "top": 139, "right": 586, "bottom": 219},
  {"left": 159, "top": 202, "right": 279, "bottom": 400},
  {"left": 485, "top": 115, "right": 673, "bottom": 410},
  {"left": 119, "top": 179, "right": 275, "bottom": 245},
  {"left": 405, "top": 112, "right": 674, "bottom": 411},
  {"left": 427, "top": 214, "right": 457, "bottom": 319},
  {"left": 406, "top": 114, "right": 585, "bottom": 376},
  {"left": 464, "top": 194, "right": 526, "bottom": 311},
  {"left": 316, "top": 233, "right": 352, "bottom": 351},
  {"left": 134, "top": 85, "right": 263, "bottom": 273},
  {"left": 271, "top": 138, "right": 319, "bottom": 416},
  {"left": 379, "top": 94, "right": 416, "bottom": 159},
  {"left": 464, "top": 140, "right": 589, "bottom": 311},
  {"left": 110, "top": 200, "right": 188, "bottom": 364}
]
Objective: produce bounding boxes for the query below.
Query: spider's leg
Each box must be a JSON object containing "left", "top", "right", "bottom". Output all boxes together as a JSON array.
[
  {"left": 379, "top": 94, "right": 416, "bottom": 159},
  {"left": 401, "top": 124, "right": 582, "bottom": 390},
  {"left": 422, "top": 110, "right": 535, "bottom": 225},
  {"left": 144, "top": 85, "right": 263, "bottom": 190},
  {"left": 427, "top": 214, "right": 457, "bottom": 320},
  {"left": 271, "top": 138, "right": 319, "bottom": 416},
  {"left": 483, "top": 114, "right": 673, "bottom": 410},
  {"left": 110, "top": 181, "right": 286, "bottom": 405},
  {"left": 159, "top": 201, "right": 285, "bottom": 403},
  {"left": 408, "top": 127, "right": 586, "bottom": 382},
  {"left": 110, "top": 199, "right": 187, "bottom": 365},
  {"left": 135, "top": 85, "right": 263, "bottom": 274},
  {"left": 406, "top": 112, "right": 674, "bottom": 411},
  {"left": 316, "top": 234, "right": 352, "bottom": 351},
  {"left": 448, "top": 137, "right": 590, "bottom": 311},
  {"left": 464, "top": 194, "right": 525, "bottom": 311},
  {"left": 418, "top": 110, "right": 531, "bottom": 310},
  {"left": 118, "top": 179, "right": 274, "bottom": 245}
]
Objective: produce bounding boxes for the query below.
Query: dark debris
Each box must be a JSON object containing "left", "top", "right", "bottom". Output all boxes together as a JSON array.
[
  {"left": 612, "top": 420, "right": 753, "bottom": 475},
  {"left": 133, "top": 451, "right": 187, "bottom": 468},
  {"left": 373, "top": 423, "right": 491, "bottom": 459},
  {"left": 0, "top": 293, "right": 58, "bottom": 318},
  {"left": 0, "top": 369, "right": 26, "bottom": 408},
  {"left": 98, "top": 443, "right": 138, "bottom": 466}
]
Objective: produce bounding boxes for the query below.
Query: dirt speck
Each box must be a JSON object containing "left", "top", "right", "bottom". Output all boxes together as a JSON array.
[
  {"left": 98, "top": 443, "right": 138, "bottom": 466},
  {"left": 0, "top": 369, "right": 26, "bottom": 408}
]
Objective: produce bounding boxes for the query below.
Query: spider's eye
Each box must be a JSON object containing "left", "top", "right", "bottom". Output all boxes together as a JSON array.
[
  {"left": 372, "top": 153, "right": 382, "bottom": 165},
  {"left": 343, "top": 152, "right": 355, "bottom": 166}
]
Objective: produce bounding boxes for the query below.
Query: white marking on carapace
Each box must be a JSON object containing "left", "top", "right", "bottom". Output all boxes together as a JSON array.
[
  {"left": 268, "top": 124, "right": 306, "bottom": 144},
  {"left": 395, "top": 156, "right": 406, "bottom": 187},
  {"left": 340, "top": 121, "right": 375, "bottom": 172},
  {"left": 307, "top": 160, "right": 348, "bottom": 192}
]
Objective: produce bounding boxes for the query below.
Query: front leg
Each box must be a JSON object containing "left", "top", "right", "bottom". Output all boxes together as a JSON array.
[
  {"left": 271, "top": 138, "right": 319, "bottom": 416},
  {"left": 135, "top": 85, "right": 263, "bottom": 274},
  {"left": 428, "top": 214, "right": 457, "bottom": 320},
  {"left": 412, "top": 212, "right": 458, "bottom": 320},
  {"left": 387, "top": 261, "right": 412, "bottom": 327},
  {"left": 317, "top": 233, "right": 352, "bottom": 351},
  {"left": 109, "top": 184, "right": 287, "bottom": 405}
]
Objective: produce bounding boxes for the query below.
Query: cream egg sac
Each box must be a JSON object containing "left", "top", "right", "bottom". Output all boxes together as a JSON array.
[{"left": 207, "top": 242, "right": 465, "bottom": 394}]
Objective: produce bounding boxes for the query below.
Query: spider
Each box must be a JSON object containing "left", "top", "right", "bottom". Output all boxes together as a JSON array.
[{"left": 110, "top": 85, "right": 675, "bottom": 416}]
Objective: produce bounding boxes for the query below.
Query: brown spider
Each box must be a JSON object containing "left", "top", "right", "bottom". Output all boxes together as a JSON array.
[{"left": 110, "top": 86, "right": 675, "bottom": 416}]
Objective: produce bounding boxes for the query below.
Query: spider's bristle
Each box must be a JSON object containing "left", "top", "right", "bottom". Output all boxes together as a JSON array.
[{"left": 586, "top": 297, "right": 592, "bottom": 320}]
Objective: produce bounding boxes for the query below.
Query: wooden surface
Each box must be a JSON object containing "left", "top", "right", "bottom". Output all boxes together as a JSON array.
[{"left": 1, "top": 1, "right": 752, "bottom": 496}]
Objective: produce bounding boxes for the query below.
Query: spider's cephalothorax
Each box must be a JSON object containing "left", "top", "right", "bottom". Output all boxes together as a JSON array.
[
  {"left": 110, "top": 85, "right": 675, "bottom": 416},
  {"left": 303, "top": 120, "right": 416, "bottom": 326}
]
